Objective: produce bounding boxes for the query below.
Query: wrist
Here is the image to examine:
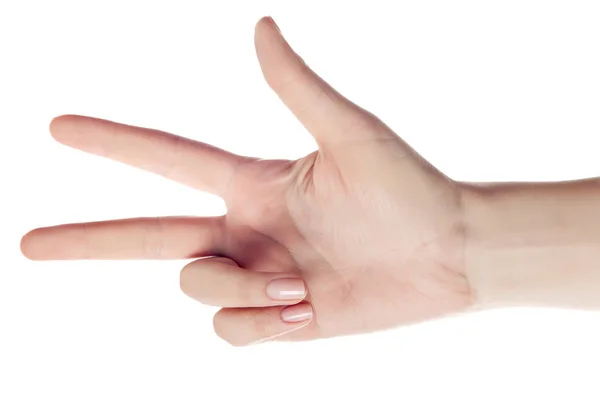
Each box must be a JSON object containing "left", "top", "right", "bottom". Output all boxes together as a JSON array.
[
  {"left": 461, "top": 184, "right": 524, "bottom": 309},
  {"left": 462, "top": 180, "right": 600, "bottom": 310}
]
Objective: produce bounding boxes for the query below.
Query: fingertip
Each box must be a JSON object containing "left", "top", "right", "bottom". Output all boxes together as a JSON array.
[
  {"left": 49, "top": 114, "right": 77, "bottom": 144},
  {"left": 212, "top": 309, "right": 246, "bottom": 347},
  {"left": 254, "top": 15, "right": 286, "bottom": 55},
  {"left": 20, "top": 229, "right": 40, "bottom": 260},
  {"left": 20, "top": 227, "right": 66, "bottom": 261},
  {"left": 254, "top": 16, "right": 305, "bottom": 96},
  {"left": 255, "top": 16, "right": 279, "bottom": 35},
  {"left": 49, "top": 114, "right": 69, "bottom": 132}
]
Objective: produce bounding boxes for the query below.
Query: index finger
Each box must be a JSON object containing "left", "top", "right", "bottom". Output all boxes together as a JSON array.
[{"left": 49, "top": 115, "right": 245, "bottom": 196}]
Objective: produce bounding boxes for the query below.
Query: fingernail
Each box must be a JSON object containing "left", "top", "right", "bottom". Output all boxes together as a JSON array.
[
  {"left": 281, "top": 303, "right": 313, "bottom": 323},
  {"left": 268, "top": 16, "right": 281, "bottom": 33},
  {"left": 266, "top": 278, "right": 306, "bottom": 301}
]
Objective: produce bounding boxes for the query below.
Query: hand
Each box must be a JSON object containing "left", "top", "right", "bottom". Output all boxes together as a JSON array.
[{"left": 21, "top": 17, "right": 472, "bottom": 346}]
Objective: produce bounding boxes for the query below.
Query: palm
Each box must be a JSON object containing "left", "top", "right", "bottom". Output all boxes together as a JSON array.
[
  {"left": 220, "top": 129, "right": 469, "bottom": 340},
  {"left": 21, "top": 17, "right": 471, "bottom": 345}
]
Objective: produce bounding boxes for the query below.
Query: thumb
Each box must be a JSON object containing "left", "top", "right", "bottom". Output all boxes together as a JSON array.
[{"left": 254, "top": 16, "right": 389, "bottom": 152}]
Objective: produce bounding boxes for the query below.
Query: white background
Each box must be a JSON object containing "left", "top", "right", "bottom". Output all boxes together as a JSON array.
[{"left": 2, "top": 1, "right": 600, "bottom": 407}]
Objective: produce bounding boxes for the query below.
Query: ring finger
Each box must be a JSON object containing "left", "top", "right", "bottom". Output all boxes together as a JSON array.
[{"left": 180, "top": 257, "right": 308, "bottom": 307}]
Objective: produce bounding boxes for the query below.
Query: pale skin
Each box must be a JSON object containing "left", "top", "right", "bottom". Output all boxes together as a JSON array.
[{"left": 20, "top": 17, "right": 600, "bottom": 346}]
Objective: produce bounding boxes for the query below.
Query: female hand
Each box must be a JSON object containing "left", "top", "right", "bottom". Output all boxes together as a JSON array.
[{"left": 21, "top": 17, "right": 472, "bottom": 346}]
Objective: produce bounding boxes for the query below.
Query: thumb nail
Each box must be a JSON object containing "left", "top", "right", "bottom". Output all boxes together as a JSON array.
[{"left": 268, "top": 16, "right": 281, "bottom": 33}]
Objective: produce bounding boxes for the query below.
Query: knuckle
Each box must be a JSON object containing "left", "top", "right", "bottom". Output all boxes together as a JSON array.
[
  {"left": 179, "top": 260, "right": 208, "bottom": 300},
  {"left": 180, "top": 258, "right": 239, "bottom": 306},
  {"left": 142, "top": 217, "right": 165, "bottom": 259},
  {"left": 248, "top": 310, "right": 270, "bottom": 340},
  {"left": 233, "top": 274, "right": 254, "bottom": 305}
]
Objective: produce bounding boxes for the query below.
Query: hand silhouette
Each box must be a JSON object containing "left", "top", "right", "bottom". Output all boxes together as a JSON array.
[{"left": 21, "top": 17, "right": 471, "bottom": 346}]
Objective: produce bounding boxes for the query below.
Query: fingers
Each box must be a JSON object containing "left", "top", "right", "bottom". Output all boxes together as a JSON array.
[
  {"left": 180, "top": 257, "right": 307, "bottom": 307},
  {"left": 254, "top": 17, "right": 386, "bottom": 150},
  {"left": 20, "top": 216, "right": 225, "bottom": 260},
  {"left": 213, "top": 303, "right": 314, "bottom": 346},
  {"left": 49, "top": 115, "right": 245, "bottom": 196},
  {"left": 181, "top": 257, "right": 314, "bottom": 346}
]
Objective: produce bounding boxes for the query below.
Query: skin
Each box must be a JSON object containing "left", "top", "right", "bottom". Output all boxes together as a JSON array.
[{"left": 21, "top": 17, "right": 600, "bottom": 346}]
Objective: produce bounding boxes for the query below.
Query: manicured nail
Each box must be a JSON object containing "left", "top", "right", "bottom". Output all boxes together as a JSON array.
[
  {"left": 266, "top": 278, "right": 306, "bottom": 301},
  {"left": 281, "top": 303, "right": 313, "bottom": 323}
]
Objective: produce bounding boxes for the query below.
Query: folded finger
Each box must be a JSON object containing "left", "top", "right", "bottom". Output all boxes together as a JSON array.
[
  {"left": 180, "top": 257, "right": 307, "bottom": 307},
  {"left": 212, "top": 303, "right": 314, "bottom": 346}
]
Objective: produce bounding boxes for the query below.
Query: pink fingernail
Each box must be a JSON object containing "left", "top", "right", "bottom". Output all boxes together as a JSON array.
[
  {"left": 281, "top": 303, "right": 313, "bottom": 323},
  {"left": 266, "top": 278, "right": 306, "bottom": 301}
]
